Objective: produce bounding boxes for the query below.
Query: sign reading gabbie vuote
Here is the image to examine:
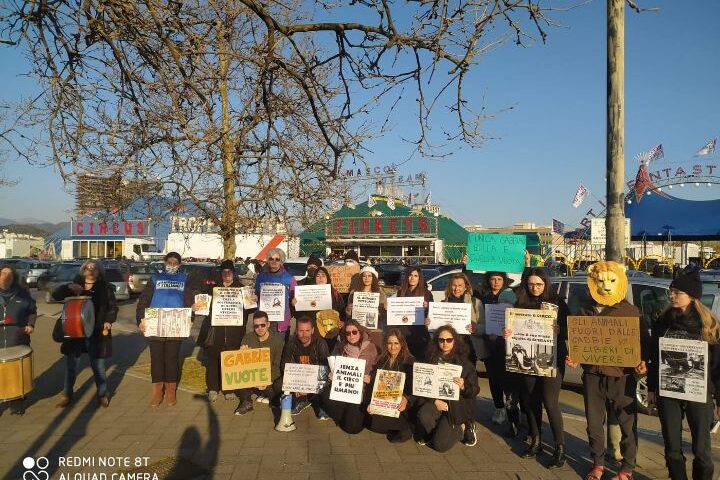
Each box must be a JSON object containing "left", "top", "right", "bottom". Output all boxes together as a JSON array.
[
  {"left": 221, "top": 348, "right": 272, "bottom": 391},
  {"left": 567, "top": 316, "right": 641, "bottom": 367},
  {"left": 466, "top": 233, "right": 526, "bottom": 273}
]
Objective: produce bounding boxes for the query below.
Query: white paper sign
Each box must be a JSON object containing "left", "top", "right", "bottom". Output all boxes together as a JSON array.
[
  {"left": 351, "top": 292, "right": 381, "bottom": 329},
  {"left": 194, "top": 294, "right": 211, "bottom": 316},
  {"left": 505, "top": 308, "right": 557, "bottom": 377},
  {"left": 259, "top": 283, "right": 286, "bottom": 322},
  {"left": 659, "top": 337, "right": 708, "bottom": 403},
  {"left": 485, "top": 303, "right": 510, "bottom": 336},
  {"left": 211, "top": 287, "right": 244, "bottom": 326},
  {"left": 412, "top": 362, "right": 463, "bottom": 401},
  {"left": 329, "top": 355, "right": 366, "bottom": 404},
  {"left": 282, "top": 363, "right": 329, "bottom": 394},
  {"left": 387, "top": 297, "right": 425, "bottom": 326},
  {"left": 367, "top": 370, "right": 406, "bottom": 418},
  {"left": 143, "top": 308, "right": 192, "bottom": 338},
  {"left": 294, "top": 284, "right": 332, "bottom": 311},
  {"left": 427, "top": 302, "right": 472, "bottom": 335},
  {"left": 241, "top": 286, "right": 257, "bottom": 309}
]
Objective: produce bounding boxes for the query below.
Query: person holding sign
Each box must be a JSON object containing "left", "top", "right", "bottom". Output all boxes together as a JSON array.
[
  {"left": 346, "top": 266, "right": 387, "bottom": 348},
  {"left": 505, "top": 267, "right": 568, "bottom": 468},
  {"left": 198, "top": 260, "right": 247, "bottom": 403},
  {"left": 396, "top": 267, "right": 433, "bottom": 361},
  {"left": 367, "top": 329, "right": 416, "bottom": 443},
  {"left": 323, "top": 319, "right": 378, "bottom": 434},
  {"left": 414, "top": 326, "right": 479, "bottom": 451},
  {"left": 647, "top": 269, "right": 720, "bottom": 480},
  {"left": 565, "top": 261, "right": 649, "bottom": 480},
  {"left": 294, "top": 266, "right": 346, "bottom": 351},
  {"left": 234, "top": 311, "right": 286, "bottom": 415},
  {"left": 136, "top": 252, "right": 197, "bottom": 407},
  {"left": 255, "top": 248, "right": 296, "bottom": 340}
]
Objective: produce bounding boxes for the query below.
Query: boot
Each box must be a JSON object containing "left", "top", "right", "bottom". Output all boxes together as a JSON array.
[
  {"left": 666, "top": 457, "right": 687, "bottom": 480},
  {"left": 56, "top": 392, "right": 72, "bottom": 408},
  {"left": 521, "top": 436, "right": 541, "bottom": 458},
  {"left": 165, "top": 382, "right": 177, "bottom": 407},
  {"left": 506, "top": 405, "right": 520, "bottom": 438},
  {"left": 150, "top": 383, "right": 163, "bottom": 407},
  {"left": 548, "top": 444, "right": 565, "bottom": 469}
]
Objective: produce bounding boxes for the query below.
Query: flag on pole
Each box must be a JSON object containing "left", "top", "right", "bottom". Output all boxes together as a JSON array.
[
  {"left": 571, "top": 184, "right": 589, "bottom": 208},
  {"left": 633, "top": 164, "right": 671, "bottom": 202},
  {"left": 552, "top": 219, "right": 565, "bottom": 235},
  {"left": 346, "top": 197, "right": 355, "bottom": 209},
  {"left": 695, "top": 138, "right": 717, "bottom": 156},
  {"left": 387, "top": 196, "right": 396, "bottom": 210},
  {"left": 424, "top": 191, "right": 432, "bottom": 206},
  {"left": 647, "top": 144, "right": 664, "bottom": 162},
  {"left": 367, "top": 195, "right": 376, "bottom": 208},
  {"left": 331, "top": 199, "right": 339, "bottom": 210}
]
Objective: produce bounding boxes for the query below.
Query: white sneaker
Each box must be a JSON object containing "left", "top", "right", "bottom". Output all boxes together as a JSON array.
[
  {"left": 492, "top": 407, "right": 507, "bottom": 425},
  {"left": 207, "top": 391, "right": 219, "bottom": 402},
  {"left": 256, "top": 395, "right": 270, "bottom": 404}
]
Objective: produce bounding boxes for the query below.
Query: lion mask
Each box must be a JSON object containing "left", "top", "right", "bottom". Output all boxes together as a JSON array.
[{"left": 586, "top": 261, "right": 628, "bottom": 306}]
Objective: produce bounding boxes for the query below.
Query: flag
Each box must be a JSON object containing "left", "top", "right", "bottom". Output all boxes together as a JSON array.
[
  {"left": 633, "top": 164, "right": 671, "bottom": 202},
  {"left": 346, "top": 198, "right": 355, "bottom": 209},
  {"left": 330, "top": 199, "right": 339, "bottom": 210},
  {"left": 367, "top": 195, "right": 376, "bottom": 208},
  {"left": 424, "top": 191, "right": 432, "bottom": 205},
  {"left": 407, "top": 193, "right": 412, "bottom": 205},
  {"left": 695, "top": 138, "right": 717, "bottom": 156},
  {"left": 552, "top": 219, "right": 565, "bottom": 235},
  {"left": 387, "top": 196, "right": 395, "bottom": 210},
  {"left": 571, "top": 184, "right": 589, "bottom": 208},
  {"left": 647, "top": 144, "right": 664, "bottom": 162}
]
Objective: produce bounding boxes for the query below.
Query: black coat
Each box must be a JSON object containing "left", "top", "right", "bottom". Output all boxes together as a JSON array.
[
  {"left": 197, "top": 279, "right": 246, "bottom": 351},
  {"left": 417, "top": 355, "right": 479, "bottom": 425}
]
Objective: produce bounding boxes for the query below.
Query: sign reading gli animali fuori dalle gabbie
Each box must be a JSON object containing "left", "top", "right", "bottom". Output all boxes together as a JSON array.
[
  {"left": 221, "top": 348, "right": 271, "bottom": 391},
  {"left": 567, "top": 316, "right": 640, "bottom": 367}
]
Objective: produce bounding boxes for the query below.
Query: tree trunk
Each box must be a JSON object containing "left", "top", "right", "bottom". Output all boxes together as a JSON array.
[
  {"left": 606, "top": 0, "right": 625, "bottom": 263},
  {"left": 219, "top": 23, "right": 237, "bottom": 260}
]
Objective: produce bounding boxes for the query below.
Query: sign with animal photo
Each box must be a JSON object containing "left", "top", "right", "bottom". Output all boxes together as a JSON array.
[
  {"left": 221, "top": 347, "right": 272, "bottom": 391},
  {"left": 328, "top": 355, "right": 366, "bottom": 404},
  {"left": 211, "top": 287, "right": 244, "bottom": 326},
  {"left": 351, "top": 292, "right": 380, "bottom": 329},
  {"left": 386, "top": 297, "right": 425, "bottom": 326},
  {"left": 143, "top": 308, "right": 192, "bottom": 338},
  {"left": 282, "top": 363, "right": 329, "bottom": 394},
  {"left": 367, "top": 370, "right": 406, "bottom": 418},
  {"left": 240, "top": 286, "right": 257, "bottom": 309},
  {"left": 194, "top": 294, "right": 211, "bottom": 316},
  {"left": 567, "top": 316, "right": 641, "bottom": 368},
  {"left": 412, "top": 362, "right": 463, "bottom": 401},
  {"left": 659, "top": 337, "right": 708, "bottom": 403},
  {"left": 259, "top": 283, "right": 285, "bottom": 322},
  {"left": 294, "top": 284, "right": 332, "bottom": 311},
  {"left": 505, "top": 308, "right": 557, "bottom": 377}
]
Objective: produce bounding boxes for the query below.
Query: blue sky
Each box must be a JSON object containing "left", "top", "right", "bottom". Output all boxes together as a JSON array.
[{"left": 1, "top": 0, "right": 719, "bottom": 228}]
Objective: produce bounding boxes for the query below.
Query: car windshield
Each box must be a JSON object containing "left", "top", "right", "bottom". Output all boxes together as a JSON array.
[
  {"left": 131, "top": 265, "right": 155, "bottom": 274},
  {"left": 284, "top": 263, "right": 308, "bottom": 276},
  {"left": 57, "top": 265, "right": 80, "bottom": 281},
  {"left": 105, "top": 269, "right": 124, "bottom": 282}
]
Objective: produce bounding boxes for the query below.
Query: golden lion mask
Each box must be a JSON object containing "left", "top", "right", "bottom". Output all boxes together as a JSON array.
[{"left": 586, "top": 261, "right": 628, "bottom": 306}]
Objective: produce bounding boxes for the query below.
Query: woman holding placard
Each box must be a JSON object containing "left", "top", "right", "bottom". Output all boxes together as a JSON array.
[
  {"left": 346, "top": 266, "right": 387, "bottom": 348},
  {"left": 415, "top": 325, "right": 479, "bottom": 451},
  {"left": 505, "top": 267, "right": 568, "bottom": 468},
  {"left": 294, "top": 266, "right": 345, "bottom": 351},
  {"left": 395, "top": 267, "right": 433, "bottom": 361},
  {"left": 367, "top": 329, "right": 416, "bottom": 442},
  {"left": 323, "top": 319, "right": 378, "bottom": 434},
  {"left": 647, "top": 269, "right": 720, "bottom": 480}
]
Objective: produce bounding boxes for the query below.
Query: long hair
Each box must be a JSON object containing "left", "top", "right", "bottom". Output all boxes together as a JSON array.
[
  {"left": 661, "top": 299, "right": 720, "bottom": 345},
  {"left": 354, "top": 270, "right": 380, "bottom": 293},
  {"left": 443, "top": 272, "right": 472, "bottom": 300},
  {"left": 515, "top": 267, "right": 555, "bottom": 307},
  {"left": 377, "top": 328, "right": 412, "bottom": 367},
  {"left": 0, "top": 264, "right": 21, "bottom": 289},
  {"left": 398, "top": 267, "right": 428, "bottom": 298},
  {"left": 338, "top": 319, "right": 368, "bottom": 346},
  {"left": 79, "top": 260, "right": 106, "bottom": 282},
  {"left": 426, "top": 325, "right": 468, "bottom": 364},
  {"left": 312, "top": 266, "right": 340, "bottom": 298}
]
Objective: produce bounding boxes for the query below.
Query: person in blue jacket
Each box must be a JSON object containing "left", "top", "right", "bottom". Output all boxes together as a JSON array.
[
  {"left": 255, "top": 248, "right": 296, "bottom": 341},
  {"left": 136, "top": 252, "right": 196, "bottom": 407}
]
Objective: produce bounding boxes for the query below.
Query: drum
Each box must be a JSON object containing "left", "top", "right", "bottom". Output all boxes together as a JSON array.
[
  {"left": 0, "top": 345, "right": 33, "bottom": 401},
  {"left": 62, "top": 296, "right": 95, "bottom": 338}
]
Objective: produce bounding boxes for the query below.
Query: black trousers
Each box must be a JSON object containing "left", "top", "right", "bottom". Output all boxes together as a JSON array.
[
  {"left": 582, "top": 373, "right": 638, "bottom": 471},
  {"left": 238, "top": 376, "right": 282, "bottom": 405},
  {"left": 321, "top": 386, "right": 366, "bottom": 434},
  {"left": 148, "top": 339, "right": 181, "bottom": 383},
  {"left": 205, "top": 345, "right": 242, "bottom": 393},
  {"left": 519, "top": 365, "right": 565, "bottom": 444},
  {"left": 657, "top": 395, "right": 715, "bottom": 480},
  {"left": 417, "top": 401, "right": 464, "bottom": 452},
  {"left": 369, "top": 410, "right": 412, "bottom": 436},
  {"left": 484, "top": 343, "right": 506, "bottom": 409}
]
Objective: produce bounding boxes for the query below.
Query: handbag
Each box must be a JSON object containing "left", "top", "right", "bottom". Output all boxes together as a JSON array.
[
  {"left": 203, "top": 326, "right": 216, "bottom": 348},
  {"left": 52, "top": 316, "right": 64, "bottom": 343}
]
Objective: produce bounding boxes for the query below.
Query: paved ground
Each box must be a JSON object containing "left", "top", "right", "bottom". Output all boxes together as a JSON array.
[{"left": 0, "top": 294, "right": 718, "bottom": 480}]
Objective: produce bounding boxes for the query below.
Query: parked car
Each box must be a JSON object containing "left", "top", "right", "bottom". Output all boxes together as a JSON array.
[
  {"left": 375, "top": 263, "right": 405, "bottom": 287},
  {"left": 39, "top": 262, "right": 83, "bottom": 303},
  {"left": 128, "top": 263, "right": 155, "bottom": 294},
  {"left": 699, "top": 269, "right": 720, "bottom": 293},
  {"left": 105, "top": 268, "right": 130, "bottom": 300},
  {"left": 180, "top": 262, "right": 221, "bottom": 294},
  {"left": 426, "top": 269, "right": 486, "bottom": 301},
  {"left": 283, "top": 257, "right": 323, "bottom": 283},
  {"left": 14, "top": 260, "right": 52, "bottom": 287}
]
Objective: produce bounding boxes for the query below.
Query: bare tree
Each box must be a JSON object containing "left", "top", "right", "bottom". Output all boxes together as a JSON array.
[{"left": 1, "top": 0, "right": 561, "bottom": 258}]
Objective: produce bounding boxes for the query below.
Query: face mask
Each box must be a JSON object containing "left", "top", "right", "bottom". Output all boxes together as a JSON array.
[{"left": 165, "top": 265, "right": 180, "bottom": 275}]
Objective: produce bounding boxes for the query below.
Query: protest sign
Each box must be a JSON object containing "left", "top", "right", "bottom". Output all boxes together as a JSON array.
[
  {"left": 505, "top": 308, "right": 557, "bottom": 377},
  {"left": 466, "top": 233, "right": 526, "bottom": 273},
  {"left": 294, "top": 284, "right": 332, "bottom": 311},
  {"left": 327, "top": 264, "right": 360, "bottom": 293},
  {"left": 351, "top": 292, "right": 381, "bottom": 329},
  {"left": 386, "top": 297, "right": 425, "bottom": 326},
  {"left": 282, "top": 363, "right": 328, "bottom": 394},
  {"left": 484, "top": 303, "right": 510, "bottom": 336},
  {"left": 240, "top": 286, "right": 257, "bottom": 309},
  {"left": 412, "top": 362, "right": 463, "bottom": 401},
  {"left": 259, "top": 283, "right": 285, "bottom": 322},
  {"left": 316, "top": 309, "right": 341, "bottom": 338},
  {"left": 567, "top": 316, "right": 640, "bottom": 367},
  {"left": 427, "top": 302, "right": 471, "bottom": 334},
  {"left": 143, "top": 308, "right": 192, "bottom": 338},
  {"left": 221, "top": 347, "right": 272, "bottom": 391},
  {"left": 194, "top": 294, "right": 211, "bottom": 316},
  {"left": 211, "top": 287, "right": 244, "bottom": 326},
  {"left": 328, "top": 355, "right": 366, "bottom": 404},
  {"left": 659, "top": 337, "right": 708, "bottom": 403},
  {"left": 367, "top": 370, "right": 406, "bottom": 418}
]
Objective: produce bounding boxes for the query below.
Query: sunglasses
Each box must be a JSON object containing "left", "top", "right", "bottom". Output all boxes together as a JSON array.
[
  {"left": 438, "top": 337, "right": 454, "bottom": 344},
  {"left": 345, "top": 329, "right": 360, "bottom": 336},
  {"left": 253, "top": 323, "right": 268, "bottom": 329},
  {"left": 268, "top": 257, "right": 282, "bottom": 262}
]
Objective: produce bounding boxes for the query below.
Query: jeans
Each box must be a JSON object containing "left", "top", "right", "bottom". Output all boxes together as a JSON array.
[{"left": 64, "top": 353, "right": 107, "bottom": 397}]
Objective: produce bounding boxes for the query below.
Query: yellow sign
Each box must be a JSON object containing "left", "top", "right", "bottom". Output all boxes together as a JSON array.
[
  {"left": 327, "top": 264, "right": 360, "bottom": 293},
  {"left": 221, "top": 347, "right": 271, "bottom": 391},
  {"left": 567, "top": 316, "right": 641, "bottom": 367}
]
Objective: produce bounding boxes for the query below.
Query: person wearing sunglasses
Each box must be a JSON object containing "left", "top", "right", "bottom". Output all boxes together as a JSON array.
[
  {"left": 234, "top": 310, "right": 286, "bottom": 415},
  {"left": 255, "top": 248, "right": 296, "bottom": 340},
  {"left": 322, "top": 319, "right": 378, "bottom": 433},
  {"left": 415, "top": 325, "right": 479, "bottom": 451}
]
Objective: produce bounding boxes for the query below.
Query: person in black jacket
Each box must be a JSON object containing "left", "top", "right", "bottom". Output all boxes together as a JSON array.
[
  {"left": 395, "top": 267, "right": 433, "bottom": 361},
  {"left": 647, "top": 269, "right": 720, "bottom": 480},
  {"left": 53, "top": 261, "right": 118, "bottom": 408},
  {"left": 415, "top": 325, "right": 480, "bottom": 451}
]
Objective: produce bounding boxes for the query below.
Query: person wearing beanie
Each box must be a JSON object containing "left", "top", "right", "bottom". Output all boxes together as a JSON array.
[
  {"left": 298, "top": 256, "right": 323, "bottom": 286},
  {"left": 346, "top": 265, "right": 387, "bottom": 349},
  {"left": 647, "top": 269, "right": 720, "bottom": 480}
]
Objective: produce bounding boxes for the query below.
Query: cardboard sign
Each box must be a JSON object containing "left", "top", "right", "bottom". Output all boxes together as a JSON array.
[
  {"left": 412, "top": 362, "right": 463, "bottom": 401},
  {"left": 327, "top": 264, "right": 360, "bottom": 293},
  {"left": 143, "top": 308, "right": 192, "bottom": 338},
  {"left": 221, "top": 347, "right": 272, "bottom": 391},
  {"left": 259, "top": 283, "right": 285, "bottom": 322},
  {"left": 427, "top": 302, "right": 471, "bottom": 335},
  {"left": 484, "top": 303, "right": 510, "bottom": 336},
  {"left": 194, "top": 294, "right": 211, "bottom": 316},
  {"left": 367, "top": 370, "right": 406, "bottom": 418},
  {"left": 567, "top": 316, "right": 640, "bottom": 367},
  {"left": 294, "top": 284, "right": 332, "bottom": 311},
  {"left": 466, "top": 233, "right": 526, "bottom": 273},
  {"left": 351, "top": 292, "right": 381, "bottom": 329},
  {"left": 282, "top": 363, "right": 329, "bottom": 394},
  {"left": 328, "top": 355, "right": 366, "bottom": 404},
  {"left": 211, "top": 287, "right": 244, "bottom": 326},
  {"left": 505, "top": 308, "right": 557, "bottom": 377},
  {"left": 386, "top": 296, "right": 425, "bottom": 326},
  {"left": 659, "top": 337, "right": 708, "bottom": 403}
]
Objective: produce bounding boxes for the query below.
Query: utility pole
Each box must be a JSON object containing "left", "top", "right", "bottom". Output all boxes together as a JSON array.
[{"left": 606, "top": 0, "right": 625, "bottom": 262}]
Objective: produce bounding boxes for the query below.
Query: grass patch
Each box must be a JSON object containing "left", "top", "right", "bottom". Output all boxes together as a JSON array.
[{"left": 129, "top": 357, "right": 207, "bottom": 393}]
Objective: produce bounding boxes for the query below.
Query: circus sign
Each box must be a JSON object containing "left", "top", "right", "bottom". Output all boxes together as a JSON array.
[{"left": 626, "top": 162, "right": 718, "bottom": 190}]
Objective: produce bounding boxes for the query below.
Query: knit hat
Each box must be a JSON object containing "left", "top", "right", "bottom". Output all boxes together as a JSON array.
[
  {"left": 670, "top": 269, "right": 702, "bottom": 299},
  {"left": 220, "top": 259, "right": 235, "bottom": 271},
  {"left": 360, "top": 265, "right": 378, "bottom": 278},
  {"left": 306, "top": 256, "right": 322, "bottom": 269},
  {"left": 344, "top": 250, "right": 359, "bottom": 262}
]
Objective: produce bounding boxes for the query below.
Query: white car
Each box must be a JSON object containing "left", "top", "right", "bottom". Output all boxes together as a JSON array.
[
  {"left": 426, "top": 269, "right": 521, "bottom": 302},
  {"left": 105, "top": 268, "right": 130, "bottom": 300},
  {"left": 283, "top": 257, "right": 324, "bottom": 282}
]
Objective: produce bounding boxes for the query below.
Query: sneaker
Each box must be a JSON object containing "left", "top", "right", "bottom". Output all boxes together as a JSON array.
[
  {"left": 491, "top": 407, "right": 507, "bottom": 425},
  {"left": 224, "top": 392, "right": 237, "bottom": 400},
  {"left": 462, "top": 421, "right": 477, "bottom": 447},
  {"left": 10, "top": 400, "right": 25, "bottom": 416},
  {"left": 98, "top": 393, "right": 110, "bottom": 408},
  {"left": 317, "top": 408, "right": 330, "bottom": 420},
  {"left": 56, "top": 393, "right": 72, "bottom": 408},
  {"left": 207, "top": 391, "right": 219, "bottom": 402},
  {"left": 291, "top": 399, "right": 312, "bottom": 416},
  {"left": 234, "top": 401, "right": 254, "bottom": 415},
  {"left": 609, "top": 470, "right": 633, "bottom": 480},
  {"left": 256, "top": 395, "right": 270, "bottom": 404}
]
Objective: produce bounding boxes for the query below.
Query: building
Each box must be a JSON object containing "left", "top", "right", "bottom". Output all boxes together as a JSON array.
[{"left": 0, "top": 232, "right": 45, "bottom": 258}]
